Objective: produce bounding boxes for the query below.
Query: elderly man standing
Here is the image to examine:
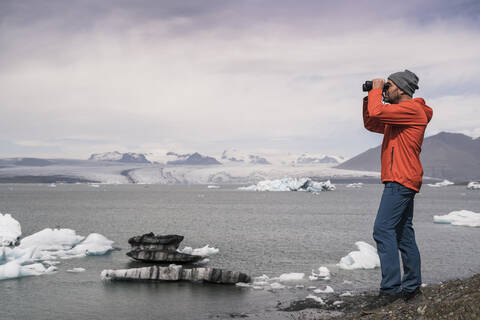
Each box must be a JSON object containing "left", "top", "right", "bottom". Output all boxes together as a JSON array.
[{"left": 362, "top": 70, "right": 433, "bottom": 306}]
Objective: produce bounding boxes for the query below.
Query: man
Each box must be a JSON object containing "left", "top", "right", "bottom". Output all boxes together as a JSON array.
[{"left": 363, "top": 70, "right": 433, "bottom": 305}]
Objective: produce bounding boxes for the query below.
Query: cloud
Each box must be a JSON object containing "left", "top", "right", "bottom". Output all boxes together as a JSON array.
[{"left": 0, "top": 1, "right": 479, "bottom": 158}]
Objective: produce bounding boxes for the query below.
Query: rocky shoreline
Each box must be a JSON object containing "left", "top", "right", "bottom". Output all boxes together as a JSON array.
[{"left": 282, "top": 273, "right": 480, "bottom": 320}]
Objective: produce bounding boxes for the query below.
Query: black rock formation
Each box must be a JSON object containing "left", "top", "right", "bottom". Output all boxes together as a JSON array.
[
  {"left": 126, "top": 232, "right": 202, "bottom": 263},
  {"left": 101, "top": 265, "right": 251, "bottom": 284}
]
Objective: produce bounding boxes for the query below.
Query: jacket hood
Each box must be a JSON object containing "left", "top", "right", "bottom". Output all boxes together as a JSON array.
[{"left": 412, "top": 98, "right": 433, "bottom": 123}]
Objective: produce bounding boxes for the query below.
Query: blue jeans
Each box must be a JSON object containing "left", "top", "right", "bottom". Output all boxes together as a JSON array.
[{"left": 373, "top": 182, "right": 421, "bottom": 294}]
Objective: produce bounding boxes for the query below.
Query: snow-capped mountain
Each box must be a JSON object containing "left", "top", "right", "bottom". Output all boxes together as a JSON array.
[
  {"left": 296, "top": 153, "right": 345, "bottom": 165},
  {"left": 221, "top": 149, "right": 271, "bottom": 165},
  {"left": 166, "top": 152, "right": 221, "bottom": 165},
  {"left": 89, "top": 152, "right": 150, "bottom": 164}
]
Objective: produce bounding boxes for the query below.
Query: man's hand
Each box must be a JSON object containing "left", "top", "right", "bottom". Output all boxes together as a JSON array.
[{"left": 372, "top": 78, "right": 385, "bottom": 89}]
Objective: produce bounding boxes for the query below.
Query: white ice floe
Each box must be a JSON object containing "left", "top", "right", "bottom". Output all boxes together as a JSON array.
[
  {"left": 0, "top": 213, "right": 21, "bottom": 246},
  {"left": 309, "top": 266, "right": 330, "bottom": 281},
  {"left": 346, "top": 183, "right": 363, "bottom": 188},
  {"left": 333, "top": 301, "right": 343, "bottom": 306},
  {"left": 235, "top": 282, "right": 251, "bottom": 288},
  {"left": 313, "top": 286, "right": 334, "bottom": 294},
  {"left": 19, "top": 228, "right": 85, "bottom": 251},
  {"left": 279, "top": 272, "right": 305, "bottom": 282},
  {"left": 177, "top": 245, "right": 219, "bottom": 256},
  {"left": 427, "top": 180, "right": 454, "bottom": 187},
  {"left": 0, "top": 260, "right": 57, "bottom": 281},
  {"left": 467, "top": 182, "right": 480, "bottom": 190},
  {"left": 337, "top": 241, "right": 380, "bottom": 270},
  {"left": 1, "top": 215, "right": 114, "bottom": 281},
  {"left": 433, "top": 210, "right": 480, "bottom": 227},
  {"left": 238, "top": 177, "right": 335, "bottom": 192},
  {"left": 67, "top": 267, "right": 86, "bottom": 273},
  {"left": 270, "top": 282, "right": 286, "bottom": 290},
  {"left": 207, "top": 185, "right": 220, "bottom": 189},
  {"left": 340, "top": 291, "right": 353, "bottom": 297},
  {"left": 306, "top": 295, "right": 325, "bottom": 304}
]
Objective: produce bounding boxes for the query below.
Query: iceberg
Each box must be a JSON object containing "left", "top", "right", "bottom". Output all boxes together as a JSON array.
[
  {"left": 67, "top": 267, "right": 86, "bottom": 273},
  {"left": 306, "top": 294, "right": 325, "bottom": 304},
  {"left": 0, "top": 260, "right": 57, "bottom": 281},
  {"left": 177, "top": 245, "right": 219, "bottom": 256},
  {"left": 278, "top": 272, "right": 305, "bottom": 282},
  {"left": 65, "top": 233, "right": 115, "bottom": 256},
  {"left": 427, "top": 180, "right": 454, "bottom": 187},
  {"left": 1, "top": 215, "right": 114, "bottom": 281},
  {"left": 238, "top": 177, "right": 335, "bottom": 192},
  {"left": 433, "top": 210, "right": 480, "bottom": 227},
  {"left": 207, "top": 185, "right": 220, "bottom": 189},
  {"left": 309, "top": 266, "right": 330, "bottom": 280},
  {"left": 467, "top": 181, "right": 480, "bottom": 190},
  {"left": 346, "top": 183, "right": 363, "bottom": 188},
  {"left": 19, "top": 228, "right": 85, "bottom": 251},
  {"left": 0, "top": 213, "right": 22, "bottom": 246},
  {"left": 313, "top": 285, "right": 334, "bottom": 294},
  {"left": 337, "top": 241, "right": 380, "bottom": 270}
]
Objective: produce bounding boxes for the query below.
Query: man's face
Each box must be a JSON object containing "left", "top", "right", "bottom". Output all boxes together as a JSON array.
[{"left": 384, "top": 80, "right": 401, "bottom": 104}]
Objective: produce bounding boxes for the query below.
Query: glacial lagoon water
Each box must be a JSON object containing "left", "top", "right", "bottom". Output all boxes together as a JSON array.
[{"left": 0, "top": 183, "right": 479, "bottom": 319}]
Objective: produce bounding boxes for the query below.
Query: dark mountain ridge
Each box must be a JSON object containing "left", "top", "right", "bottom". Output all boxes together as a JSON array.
[{"left": 337, "top": 132, "right": 480, "bottom": 182}]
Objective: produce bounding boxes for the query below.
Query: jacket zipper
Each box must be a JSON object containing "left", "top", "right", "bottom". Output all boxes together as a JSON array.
[{"left": 390, "top": 147, "right": 394, "bottom": 171}]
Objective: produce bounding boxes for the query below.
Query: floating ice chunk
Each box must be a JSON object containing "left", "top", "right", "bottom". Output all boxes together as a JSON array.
[
  {"left": 310, "top": 266, "right": 330, "bottom": 280},
  {"left": 193, "top": 258, "right": 210, "bottom": 265},
  {"left": 279, "top": 272, "right": 304, "bottom": 282},
  {"left": 65, "top": 233, "right": 114, "bottom": 257},
  {"left": 313, "top": 286, "right": 334, "bottom": 294},
  {"left": 0, "top": 213, "right": 21, "bottom": 246},
  {"left": 67, "top": 267, "right": 86, "bottom": 273},
  {"left": 427, "top": 180, "right": 454, "bottom": 187},
  {"left": 295, "top": 284, "right": 305, "bottom": 289},
  {"left": 20, "top": 228, "right": 85, "bottom": 251},
  {"left": 340, "top": 291, "right": 353, "bottom": 297},
  {"left": 307, "top": 286, "right": 317, "bottom": 290},
  {"left": 433, "top": 210, "right": 480, "bottom": 227},
  {"left": 0, "top": 261, "right": 56, "bottom": 281},
  {"left": 333, "top": 301, "right": 343, "bottom": 306},
  {"left": 178, "top": 245, "right": 219, "bottom": 256},
  {"left": 306, "top": 295, "right": 324, "bottom": 304},
  {"left": 346, "top": 183, "right": 363, "bottom": 188},
  {"left": 337, "top": 241, "right": 380, "bottom": 270},
  {"left": 207, "top": 185, "right": 220, "bottom": 189},
  {"left": 238, "top": 177, "right": 335, "bottom": 192},
  {"left": 270, "top": 282, "right": 286, "bottom": 290},
  {"left": 235, "top": 282, "right": 251, "bottom": 288},
  {"left": 467, "top": 182, "right": 480, "bottom": 190},
  {"left": 88, "top": 184, "right": 100, "bottom": 188}
]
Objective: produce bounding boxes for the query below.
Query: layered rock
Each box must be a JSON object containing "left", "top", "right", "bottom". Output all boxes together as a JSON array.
[
  {"left": 126, "top": 248, "right": 203, "bottom": 263},
  {"left": 126, "top": 233, "right": 203, "bottom": 263},
  {"left": 128, "top": 233, "right": 183, "bottom": 251},
  {"left": 101, "top": 265, "right": 251, "bottom": 284}
]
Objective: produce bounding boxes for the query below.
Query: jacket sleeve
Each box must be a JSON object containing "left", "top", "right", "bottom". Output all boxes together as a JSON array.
[
  {"left": 367, "top": 88, "right": 427, "bottom": 125},
  {"left": 363, "top": 96, "right": 385, "bottom": 134}
]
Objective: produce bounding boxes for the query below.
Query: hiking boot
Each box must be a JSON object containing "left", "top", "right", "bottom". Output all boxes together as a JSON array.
[
  {"left": 362, "top": 292, "right": 402, "bottom": 311},
  {"left": 402, "top": 287, "right": 422, "bottom": 301}
]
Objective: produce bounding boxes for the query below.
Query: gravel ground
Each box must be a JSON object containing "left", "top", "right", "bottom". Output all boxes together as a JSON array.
[{"left": 282, "top": 273, "right": 480, "bottom": 320}]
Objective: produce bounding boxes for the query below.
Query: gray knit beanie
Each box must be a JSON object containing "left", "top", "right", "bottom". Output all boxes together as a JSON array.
[{"left": 388, "top": 69, "right": 419, "bottom": 97}]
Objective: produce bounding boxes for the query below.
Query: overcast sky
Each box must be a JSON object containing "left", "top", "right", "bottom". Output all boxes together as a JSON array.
[{"left": 1, "top": 0, "right": 479, "bottom": 159}]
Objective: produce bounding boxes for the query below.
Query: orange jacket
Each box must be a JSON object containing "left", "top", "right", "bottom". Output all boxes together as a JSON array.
[{"left": 363, "top": 88, "right": 433, "bottom": 192}]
